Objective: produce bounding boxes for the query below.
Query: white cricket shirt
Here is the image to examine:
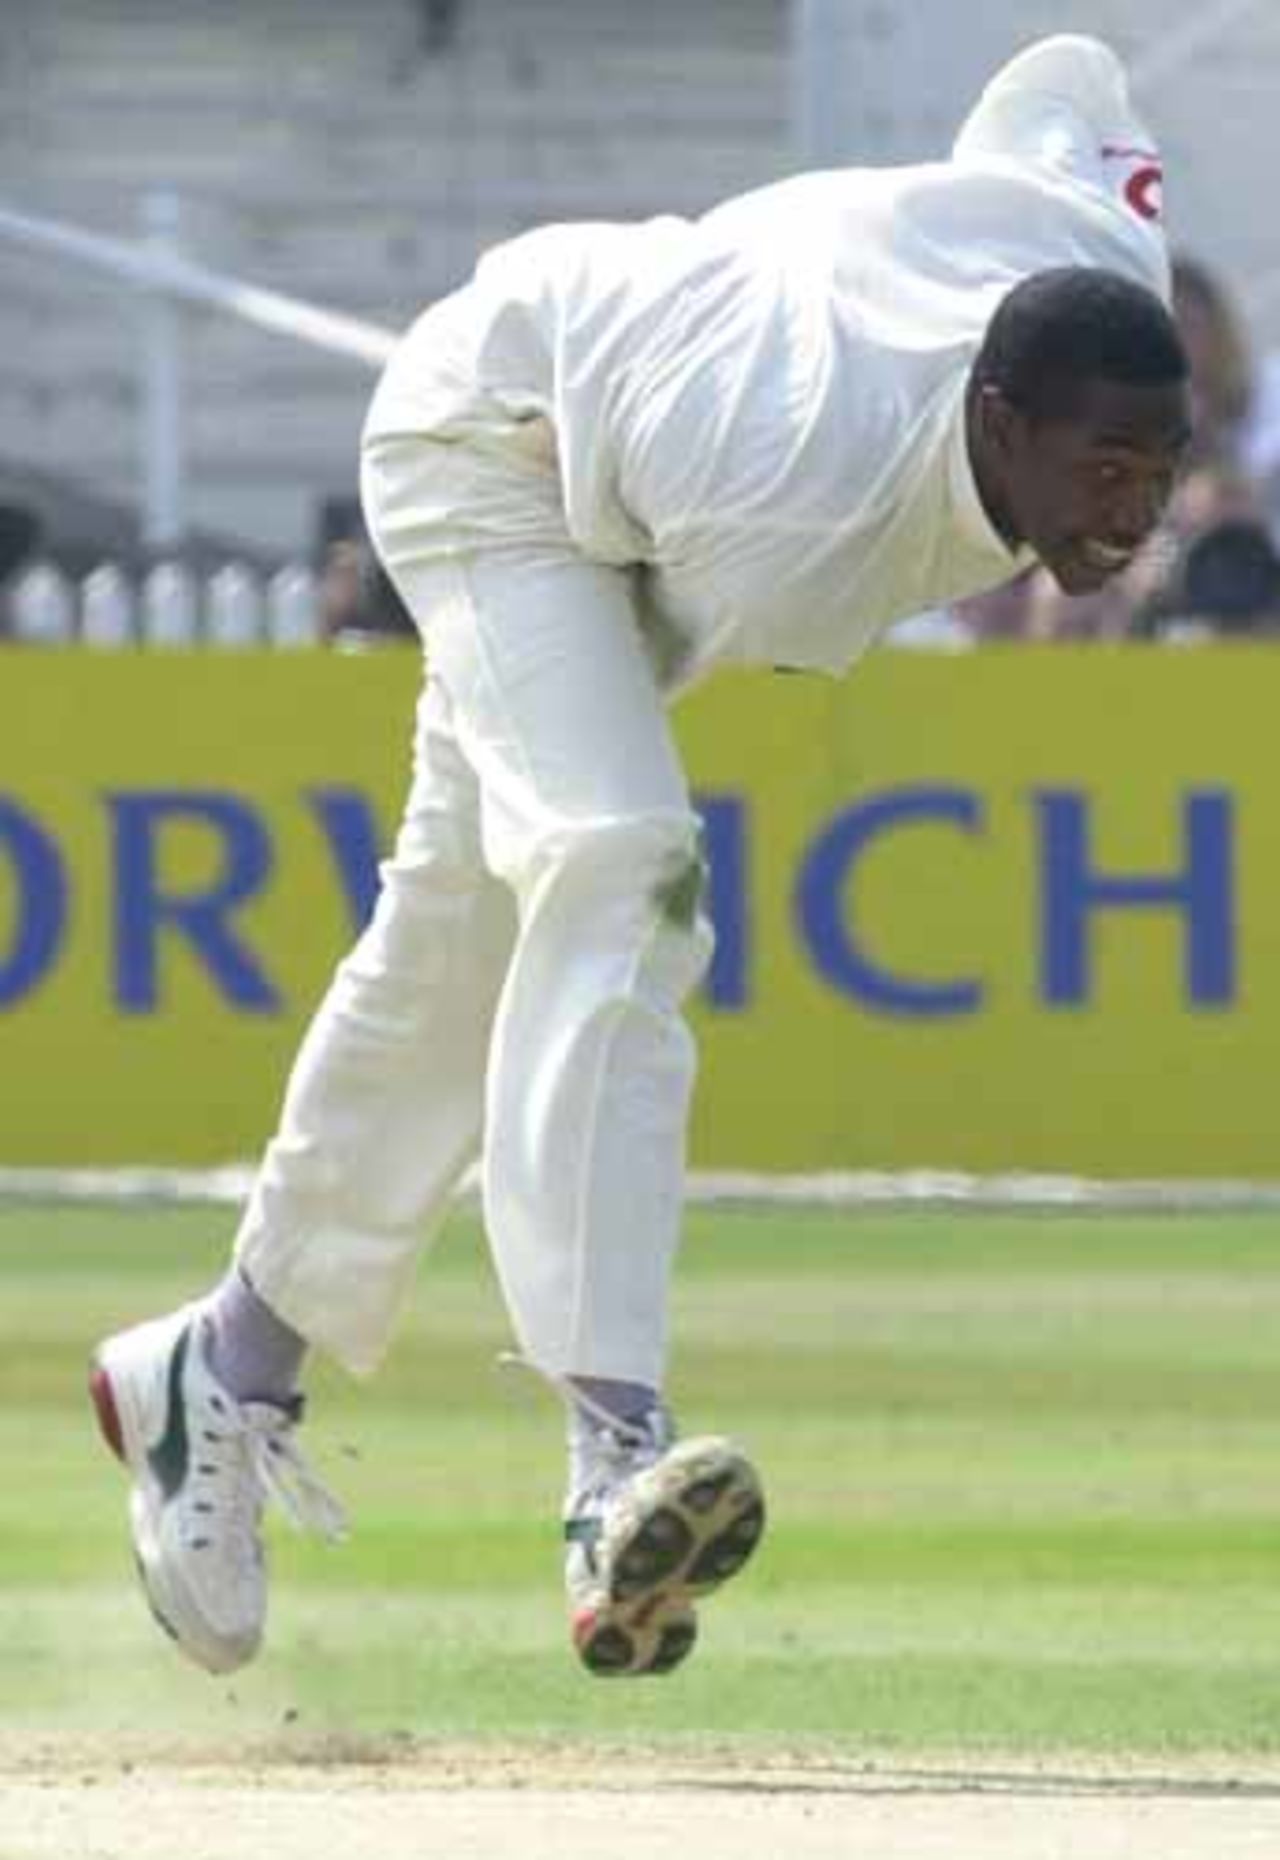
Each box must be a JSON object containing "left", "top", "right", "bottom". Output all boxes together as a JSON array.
[{"left": 365, "top": 35, "right": 1170, "bottom": 677}]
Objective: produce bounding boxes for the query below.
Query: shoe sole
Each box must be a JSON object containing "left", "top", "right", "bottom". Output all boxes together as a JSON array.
[
  {"left": 573, "top": 1600, "right": 699, "bottom": 1677},
  {"left": 89, "top": 1326, "right": 259, "bottom": 1675},
  {"left": 574, "top": 1437, "right": 765, "bottom": 1678}
]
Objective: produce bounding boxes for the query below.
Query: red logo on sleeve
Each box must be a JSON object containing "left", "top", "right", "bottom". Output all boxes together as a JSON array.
[
  {"left": 1100, "top": 145, "right": 1164, "bottom": 223},
  {"left": 1124, "top": 164, "right": 1163, "bottom": 221}
]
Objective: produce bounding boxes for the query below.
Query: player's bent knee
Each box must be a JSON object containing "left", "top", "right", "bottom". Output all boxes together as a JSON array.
[
  {"left": 532, "top": 810, "right": 706, "bottom": 914},
  {"left": 520, "top": 810, "right": 714, "bottom": 993}
]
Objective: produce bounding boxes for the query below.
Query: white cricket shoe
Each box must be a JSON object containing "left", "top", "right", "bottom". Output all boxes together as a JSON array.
[
  {"left": 89, "top": 1305, "right": 345, "bottom": 1674},
  {"left": 565, "top": 1409, "right": 766, "bottom": 1677}
]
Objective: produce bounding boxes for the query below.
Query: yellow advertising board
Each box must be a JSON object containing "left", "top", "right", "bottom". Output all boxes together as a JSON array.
[{"left": 2, "top": 647, "right": 1277, "bottom": 1175}]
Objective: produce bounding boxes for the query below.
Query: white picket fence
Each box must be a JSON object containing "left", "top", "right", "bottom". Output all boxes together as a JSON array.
[
  {"left": 6, "top": 557, "right": 987, "bottom": 653},
  {"left": 5, "top": 558, "right": 324, "bottom": 649}
]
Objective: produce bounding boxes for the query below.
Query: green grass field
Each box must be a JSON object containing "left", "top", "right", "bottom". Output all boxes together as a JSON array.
[{"left": 3, "top": 1200, "right": 1280, "bottom": 1756}]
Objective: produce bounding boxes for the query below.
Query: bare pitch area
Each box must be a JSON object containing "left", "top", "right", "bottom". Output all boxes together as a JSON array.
[{"left": 5, "top": 1739, "right": 1280, "bottom": 1860}]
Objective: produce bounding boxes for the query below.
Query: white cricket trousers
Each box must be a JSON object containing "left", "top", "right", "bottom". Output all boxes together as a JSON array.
[{"left": 235, "top": 424, "right": 712, "bottom": 1384}]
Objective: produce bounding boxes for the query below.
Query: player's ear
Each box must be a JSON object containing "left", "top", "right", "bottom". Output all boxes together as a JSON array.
[{"left": 975, "top": 381, "right": 1020, "bottom": 458}]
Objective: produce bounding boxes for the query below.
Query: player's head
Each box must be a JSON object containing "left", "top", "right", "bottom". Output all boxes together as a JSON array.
[{"left": 968, "top": 267, "right": 1191, "bottom": 594}]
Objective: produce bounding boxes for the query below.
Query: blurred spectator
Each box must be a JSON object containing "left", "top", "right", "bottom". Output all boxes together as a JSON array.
[
  {"left": 317, "top": 536, "right": 415, "bottom": 647},
  {"left": 317, "top": 539, "right": 366, "bottom": 642},
  {"left": 1165, "top": 457, "right": 1262, "bottom": 536},
  {"left": 1128, "top": 463, "right": 1280, "bottom": 640},
  {"left": 1129, "top": 463, "right": 1277, "bottom": 640},
  {"left": 1173, "top": 253, "right": 1255, "bottom": 465},
  {"left": 1171, "top": 254, "right": 1280, "bottom": 533},
  {"left": 1159, "top": 518, "right": 1280, "bottom": 639},
  {"left": 315, "top": 496, "right": 415, "bottom": 647},
  {"left": 0, "top": 504, "right": 41, "bottom": 640}
]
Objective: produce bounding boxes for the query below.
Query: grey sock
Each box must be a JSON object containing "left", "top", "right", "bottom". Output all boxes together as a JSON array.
[
  {"left": 203, "top": 1268, "right": 307, "bottom": 1405},
  {"left": 565, "top": 1378, "right": 663, "bottom": 1511},
  {"left": 568, "top": 1377, "right": 658, "bottom": 1431}
]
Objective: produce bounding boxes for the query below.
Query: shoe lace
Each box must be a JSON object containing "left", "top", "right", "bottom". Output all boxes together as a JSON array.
[
  {"left": 495, "top": 1350, "right": 672, "bottom": 1515},
  {"left": 192, "top": 1396, "right": 347, "bottom": 1548},
  {"left": 244, "top": 1405, "right": 348, "bottom": 1542}
]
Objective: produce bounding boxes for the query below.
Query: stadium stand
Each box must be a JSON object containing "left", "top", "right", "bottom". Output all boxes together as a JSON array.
[
  {"left": 6, "top": 0, "right": 1280, "bottom": 589},
  {"left": 0, "top": 0, "right": 787, "bottom": 560}
]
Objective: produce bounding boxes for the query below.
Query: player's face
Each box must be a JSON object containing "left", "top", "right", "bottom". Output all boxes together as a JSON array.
[{"left": 993, "top": 378, "right": 1191, "bottom": 595}]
